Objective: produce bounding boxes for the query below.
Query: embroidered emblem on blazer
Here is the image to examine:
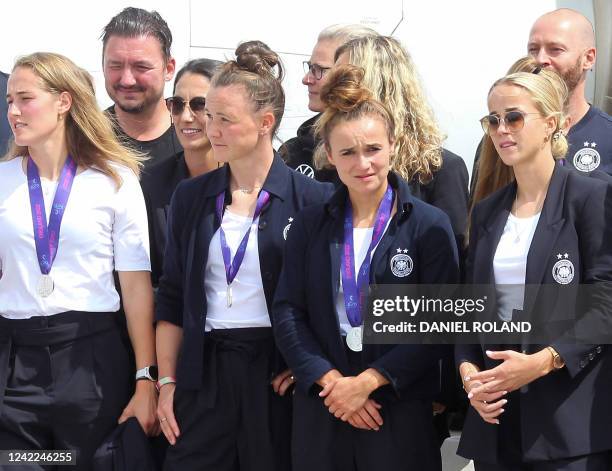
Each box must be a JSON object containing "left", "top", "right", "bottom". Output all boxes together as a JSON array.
[
  {"left": 391, "top": 248, "right": 413, "bottom": 277},
  {"left": 552, "top": 253, "right": 574, "bottom": 284}
]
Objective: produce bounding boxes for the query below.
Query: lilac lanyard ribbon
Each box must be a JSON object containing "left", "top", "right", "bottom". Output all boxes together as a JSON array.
[
  {"left": 341, "top": 185, "right": 394, "bottom": 327},
  {"left": 215, "top": 189, "right": 270, "bottom": 288},
  {"left": 27, "top": 155, "right": 77, "bottom": 276}
]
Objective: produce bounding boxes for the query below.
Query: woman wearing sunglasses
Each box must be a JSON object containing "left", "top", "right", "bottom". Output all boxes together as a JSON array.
[
  {"left": 155, "top": 41, "right": 332, "bottom": 470},
  {"left": 141, "top": 58, "right": 223, "bottom": 286},
  {"left": 273, "top": 64, "right": 459, "bottom": 471},
  {"left": 457, "top": 70, "right": 612, "bottom": 470}
]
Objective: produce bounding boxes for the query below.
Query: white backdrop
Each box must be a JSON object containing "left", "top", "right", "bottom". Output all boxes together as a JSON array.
[{"left": 0, "top": 0, "right": 596, "bottom": 175}]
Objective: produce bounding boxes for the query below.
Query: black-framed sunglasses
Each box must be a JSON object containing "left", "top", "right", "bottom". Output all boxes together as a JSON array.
[
  {"left": 480, "top": 110, "right": 542, "bottom": 134},
  {"left": 165, "top": 96, "right": 206, "bottom": 116},
  {"left": 302, "top": 61, "right": 331, "bottom": 80}
]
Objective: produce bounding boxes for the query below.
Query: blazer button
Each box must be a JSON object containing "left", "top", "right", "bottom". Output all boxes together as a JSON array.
[
  {"left": 596, "top": 346, "right": 603, "bottom": 354},
  {"left": 579, "top": 360, "right": 586, "bottom": 368},
  {"left": 258, "top": 220, "right": 267, "bottom": 230}
]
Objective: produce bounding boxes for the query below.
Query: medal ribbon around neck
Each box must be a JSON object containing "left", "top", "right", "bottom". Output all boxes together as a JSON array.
[
  {"left": 341, "top": 185, "right": 394, "bottom": 327},
  {"left": 27, "top": 155, "right": 77, "bottom": 278},
  {"left": 215, "top": 189, "right": 270, "bottom": 296}
]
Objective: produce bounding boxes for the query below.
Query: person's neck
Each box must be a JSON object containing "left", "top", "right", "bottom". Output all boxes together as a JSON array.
[
  {"left": 184, "top": 145, "right": 218, "bottom": 178},
  {"left": 513, "top": 152, "right": 555, "bottom": 209},
  {"left": 566, "top": 84, "right": 591, "bottom": 130},
  {"left": 349, "top": 181, "right": 389, "bottom": 228},
  {"left": 28, "top": 137, "right": 70, "bottom": 181},
  {"left": 228, "top": 143, "right": 275, "bottom": 194},
  {"left": 114, "top": 99, "right": 171, "bottom": 141}
]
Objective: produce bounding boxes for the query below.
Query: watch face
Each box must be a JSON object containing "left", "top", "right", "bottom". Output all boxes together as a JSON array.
[{"left": 149, "top": 365, "right": 159, "bottom": 381}]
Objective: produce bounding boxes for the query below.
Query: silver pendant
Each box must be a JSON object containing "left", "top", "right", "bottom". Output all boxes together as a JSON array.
[
  {"left": 346, "top": 326, "right": 363, "bottom": 352},
  {"left": 37, "top": 274, "right": 54, "bottom": 297},
  {"left": 226, "top": 285, "right": 233, "bottom": 308}
]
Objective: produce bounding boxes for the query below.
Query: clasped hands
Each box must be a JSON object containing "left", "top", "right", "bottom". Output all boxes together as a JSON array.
[
  {"left": 461, "top": 349, "right": 554, "bottom": 425},
  {"left": 317, "top": 368, "right": 388, "bottom": 431}
]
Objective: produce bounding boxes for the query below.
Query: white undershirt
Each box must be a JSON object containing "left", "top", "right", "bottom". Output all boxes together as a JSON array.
[
  {"left": 493, "top": 212, "right": 540, "bottom": 321},
  {"left": 205, "top": 208, "right": 270, "bottom": 331},
  {"left": 336, "top": 227, "right": 377, "bottom": 335},
  {"left": 0, "top": 157, "right": 151, "bottom": 319}
]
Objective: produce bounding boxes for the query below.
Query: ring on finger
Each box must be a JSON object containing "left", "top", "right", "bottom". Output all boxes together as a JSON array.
[{"left": 160, "top": 417, "right": 168, "bottom": 423}]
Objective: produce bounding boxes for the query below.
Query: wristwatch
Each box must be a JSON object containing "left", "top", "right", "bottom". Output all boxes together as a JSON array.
[
  {"left": 546, "top": 347, "right": 565, "bottom": 370},
  {"left": 135, "top": 365, "right": 159, "bottom": 381}
]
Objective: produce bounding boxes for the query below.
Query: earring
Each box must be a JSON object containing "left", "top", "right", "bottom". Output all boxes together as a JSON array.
[{"left": 553, "top": 131, "right": 561, "bottom": 141}]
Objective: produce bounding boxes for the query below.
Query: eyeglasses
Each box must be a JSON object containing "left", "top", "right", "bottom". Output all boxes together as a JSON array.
[
  {"left": 302, "top": 61, "right": 331, "bottom": 80},
  {"left": 480, "top": 110, "right": 542, "bottom": 134},
  {"left": 165, "top": 96, "right": 206, "bottom": 116}
]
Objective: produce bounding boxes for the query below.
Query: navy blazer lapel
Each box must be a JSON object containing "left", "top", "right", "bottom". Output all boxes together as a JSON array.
[
  {"left": 477, "top": 186, "right": 516, "bottom": 286},
  {"left": 522, "top": 165, "right": 567, "bottom": 318},
  {"left": 187, "top": 195, "right": 218, "bottom": 325}
]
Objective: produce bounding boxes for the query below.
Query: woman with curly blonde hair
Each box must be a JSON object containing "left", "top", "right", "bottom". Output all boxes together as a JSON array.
[{"left": 323, "top": 35, "right": 469, "bottom": 255}]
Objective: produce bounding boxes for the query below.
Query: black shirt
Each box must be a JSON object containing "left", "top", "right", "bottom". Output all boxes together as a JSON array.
[
  {"left": 106, "top": 105, "right": 182, "bottom": 169},
  {"left": 280, "top": 115, "right": 341, "bottom": 186},
  {"left": 140, "top": 152, "right": 189, "bottom": 286}
]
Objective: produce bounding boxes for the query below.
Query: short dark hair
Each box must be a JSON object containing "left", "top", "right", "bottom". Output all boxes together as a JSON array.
[
  {"left": 101, "top": 7, "right": 172, "bottom": 61},
  {"left": 173, "top": 58, "right": 223, "bottom": 93}
]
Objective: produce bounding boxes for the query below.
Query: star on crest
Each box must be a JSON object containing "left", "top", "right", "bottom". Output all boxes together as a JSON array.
[
  {"left": 403, "top": 249, "right": 409, "bottom": 254},
  {"left": 591, "top": 142, "right": 597, "bottom": 148},
  {"left": 557, "top": 254, "right": 562, "bottom": 259},
  {"left": 584, "top": 142, "right": 590, "bottom": 147},
  {"left": 563, "top": 253, "right": 569, "bottom": 259},
  {"left": 396, "top": 248, "right": 402, "bottom": 253},
  {"left": 288, "top": 217, "right": 293, "bottom": 222}
]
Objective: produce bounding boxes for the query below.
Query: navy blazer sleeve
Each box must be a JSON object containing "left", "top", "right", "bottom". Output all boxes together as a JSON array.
[
  {"left": 272, "top": 210, "right": 336, "bottom": 393},
  {"left": 369, "top": 210, "right": 460, "bottom": 396},
  {"left": 552, "top": 180, "right": 612, "bottom": 377},
  {"left": 155, "top": 182, "right": 187, "bottom": 327}
]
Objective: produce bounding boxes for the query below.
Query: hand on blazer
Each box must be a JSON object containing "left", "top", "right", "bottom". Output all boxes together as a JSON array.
[
  {"left": 468, "top": 349, "right": 555, "bottom": 395},
  {"left": 460, "top": 361, "right": 507, "bottom": 425}
]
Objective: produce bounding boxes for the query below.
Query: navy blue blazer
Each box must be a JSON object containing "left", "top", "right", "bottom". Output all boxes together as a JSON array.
[
  {"left": 272, "top": 172, "right": 459, "bottom": 400},
  {"left": 457, "top": 164, "right": 612, "bottom": 462},
  {"left": 155, "top": 154, "right": 334, "bottom": 389}
]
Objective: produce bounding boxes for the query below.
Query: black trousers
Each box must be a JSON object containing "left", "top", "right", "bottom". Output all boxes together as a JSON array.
[
  {"left": 0, "top": 311, "right": 131, "bottom": 471},
  {"left": 291, "top": 345, "right": 441, "bottom": 471},
  {"left": 474, "top": 390, "right": 612, "bottom": 471},
  {"left": 164, "top": 328, "right": 291, "bottom": 471}
]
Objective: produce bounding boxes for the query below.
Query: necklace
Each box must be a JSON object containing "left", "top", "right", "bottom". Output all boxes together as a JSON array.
[{"left": 236, "top": 184, "right": 262, "bottom": 194}]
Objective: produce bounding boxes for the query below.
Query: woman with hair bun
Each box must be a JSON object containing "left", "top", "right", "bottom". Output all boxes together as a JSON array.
[
  {"left": 272, "top": 64, "right": 459, "bottom": 471},
  {"left": 457, "top": 70, "right": 612, "bottom": 469},
  {"left": 155, "top": 41, "right": 332, "bottom": 470}
]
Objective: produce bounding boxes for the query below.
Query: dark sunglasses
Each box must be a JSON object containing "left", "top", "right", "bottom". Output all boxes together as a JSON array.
[
  {"left": 165, "top": 96, "right": 206, "bottom": 116},
  {"left": 480, "top": 110, "right": 542, "bottom": 134}
]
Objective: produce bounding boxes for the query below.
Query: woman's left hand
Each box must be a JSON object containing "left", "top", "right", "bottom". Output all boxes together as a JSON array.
[
  {"left": 118, "top": 380, "right": 160, "bottom": 436},
  {"left": 320, "top": 375, "right": 375, "bottom": 421},
  {"left": 467, "top": 349, "right": 553, "bottom": 393},
  {"left": 271, "top": 369, "right": 296, "bottom": 396}
]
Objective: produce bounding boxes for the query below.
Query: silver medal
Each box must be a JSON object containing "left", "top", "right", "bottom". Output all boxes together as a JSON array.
[
  {"left": 37, "top": 274, "right": 54, "bottom": 297},
  {"left": 226, "top": 285, "right": 233, "bottom": 308},
  {"left": 346, "top": 326, "right": 363, "bottom": 352}
]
